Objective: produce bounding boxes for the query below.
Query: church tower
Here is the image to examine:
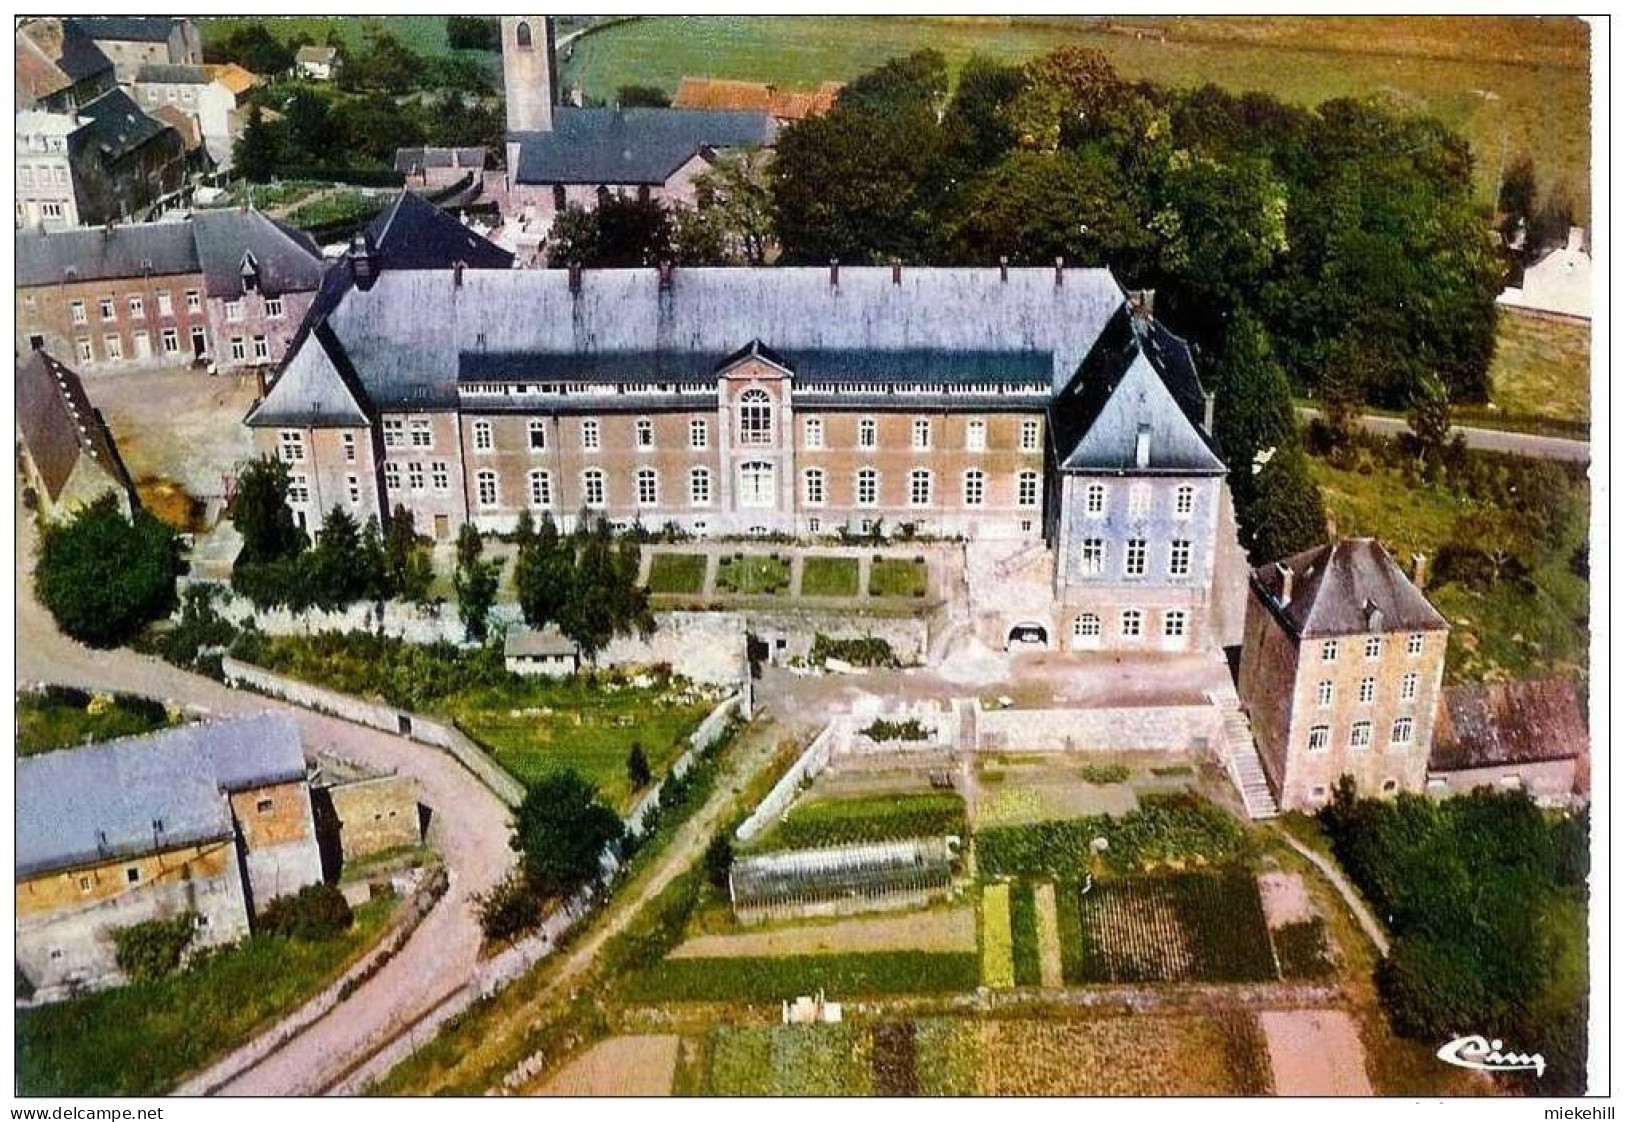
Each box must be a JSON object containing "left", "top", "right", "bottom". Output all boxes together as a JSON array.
[{"left": 502, "top": 17, "right": 557, "bottom": 134}]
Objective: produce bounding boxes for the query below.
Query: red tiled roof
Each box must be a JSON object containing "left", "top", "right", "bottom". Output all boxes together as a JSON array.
[
  {"left": 673, "top": 77, "right": 842, "bottom": 120},
  {"left": 1430, "top": 678, "right": 1588, "bottom": 771}
]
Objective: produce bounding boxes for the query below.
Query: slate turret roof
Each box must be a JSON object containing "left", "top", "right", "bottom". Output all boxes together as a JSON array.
[
  {"left": 1250, "top": 538, "right": 1449, "bottom": 639},
  {"left": 511, "top": 106, "right": 775, "bottom": 185}
]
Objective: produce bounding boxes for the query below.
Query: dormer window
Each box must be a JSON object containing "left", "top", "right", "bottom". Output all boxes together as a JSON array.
[{"left": 240, "top": 252, "right": 260, "bottom": 293}]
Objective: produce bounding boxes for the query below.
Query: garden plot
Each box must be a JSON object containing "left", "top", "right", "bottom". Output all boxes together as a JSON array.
[
  {"left": 645, "top": 553, "right": 707, "bottom": 595},
  {"left": 747, "top": 790, "right": 967, "bottom": 852},
  {"left": 669, "top": 905, "right": 976, "bottom": 959},
  {"left": 974, "top": 773, "right": 1139, "bottom": 828},
  {"left": 1258, "top": 1010, "right": 1373, "bottom": 1095},
  {"left": 1076, "top": 868, "right": 1279, "bottom": 983},
  {"left": 539, "top": 1035, "right": 681, "bottom": 1096}
]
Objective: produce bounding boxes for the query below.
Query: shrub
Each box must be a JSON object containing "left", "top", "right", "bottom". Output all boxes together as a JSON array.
[
  {"left": 477, "top": 873, "right": 543, "bottom": 944},
  {"left": 1078, "top": 764, "right": 1132, "bottom": 784},
  {"left": 35, "top": 495, "right": 181, "bottom": 647},
  {"left": 1273, "top": 919, "right": 1336, "bottom": 980},
  {"left": 861, "top": 717, "right": 930, "bottom": 742},
  {"left": 704, "top": 832, "right": 735, "bottom": 890},
  {"left": 256, "top": 883, "right": 354, "bottom": 942},
  {"left": 756, "top": 792, "right": 967, "bottom": 851},
  {"left": 112, "top": 915, "right": 195, "bottom": 982},
  {"left": 810, "top": 633, "right": 898, "bottom": 668}
]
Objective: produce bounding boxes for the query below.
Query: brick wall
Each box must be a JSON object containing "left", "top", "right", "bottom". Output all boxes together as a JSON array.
[{"left": 16, "top": 273, "right": 210, "bottom": 367}]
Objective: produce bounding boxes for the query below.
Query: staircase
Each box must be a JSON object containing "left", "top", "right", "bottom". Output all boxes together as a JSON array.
[
  {"left": 991, "top": 539, "right": 1049, "bottom": 581},
  {"left": 1209, "top": 687, "right": 1280, "bottom": 819}
]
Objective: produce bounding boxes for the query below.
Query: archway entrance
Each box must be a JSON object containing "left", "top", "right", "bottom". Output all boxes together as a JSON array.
[{"left": 1006, "top": 622, "right": 1049, "bottom": 650}]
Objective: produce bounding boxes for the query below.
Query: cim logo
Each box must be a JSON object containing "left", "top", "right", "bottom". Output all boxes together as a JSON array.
[{"left": 1437, "top": 1035, "right": 1546, "bottom": 1078}]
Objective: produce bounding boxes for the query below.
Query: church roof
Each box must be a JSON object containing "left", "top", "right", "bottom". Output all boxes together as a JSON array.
[
  {"left": 364, "top": 190, "right": 514, "bottom": 271},
  {"left": 510, "top": 106, "right": 775, "bottom": 185},
  {"left": 1250, "top": 538, "right": 1449, "bottom": 639}
]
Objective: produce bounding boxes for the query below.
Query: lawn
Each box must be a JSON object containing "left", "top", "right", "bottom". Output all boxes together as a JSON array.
[
  {"left": 560, "top": 15, "right": 1589, "bottom": 213},
  {"left": 1308, "top": 455, "right": 1590, "bottom": 684},
  {"left": 1482, "top": 312, "right": 1591, "bottom": 427},
  {"left": 980, "top": 883, "right": 1015, "bottom": 988},
  {"left": 1075, "top": 868, "right": 1280, "bottom": 983},
  {"left": 200, "top": 16, "right": 473, "bottom": 60},
  {"left": 867, "top": 557, "right": 928, "bottom": 598},
  {"left": 1009, "top": 882, "right": 1043, "bottom": 985},
  {"left": 645, "top": 552, "right": 708, "bottom": 595},
  {"left": 17, "top": 688, "right": 175, "bottom": 757},
  {"left": 715, "top": 553, "right": 792, "bottom": 596},
  {"left": 747, "top": 791, "right": 967, "bottom": 852},
  {"left": 799, "top": 555, "right": 860, "bottom": 598},
  {"left": 285, "top": 188, "right": 392, "bottom": 233},
  {"left": 16, "top": 897, "right": 393, "bottom": 1096}
]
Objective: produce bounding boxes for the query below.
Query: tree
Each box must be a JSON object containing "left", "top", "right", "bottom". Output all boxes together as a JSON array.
[
  {"left": 1497, "top": 152, "right": 1537, "bottom": 234},
  {"left": 477, "top": 873, "right": 543, "bottom": 942},
  {"left": 208, "top": 24, "right": 295, "bottom": 73},
  {"left": 674, "top": 149, "right": 776, "bottom": 265},
  {"left": 383, "top": 505, "right": 432, "bottom": 604},
  {"left": 616, "top": 83, "right": 671, "bottom": 107},
  {"left": 233, "top": 103, "right": 279, "bottom": 184},
  {"left": 1239, "top": 450, "right": 1328, "bottom": 564},
  {"left": 511, "top": 771, "right": 624, "bottom": 900},
  {"left": 1406, "top": 374, "right": 1453, "bottom": 468},
  {"left": 445, "top": 15, "right": 500, "bottom": 51},
  {"left": 703, "top": 832, "right": 734, "bottom": 890},
  {"left": 1447, "top": 508, "right": 1533, "bottom": 588},
  {"left": 514, "top": 513, "right": 572, "bottom": 628},
  {"left": 305, "top": 506, "right": 366, "bottom": 608},
  {"left": 35, "top": 495, "right": 182, "bottom": 648},
  {"left": 281, "top": 89, "right": 336, "bottom": 162},
  {"left": 626, "top": 743, "right": 652, "bottom": 790},
  {"left": 452, "top": 523, "right": 499, "bottom": 641},
  {"left": 230, "top": 456, "right": 307, "bottom": 565}
]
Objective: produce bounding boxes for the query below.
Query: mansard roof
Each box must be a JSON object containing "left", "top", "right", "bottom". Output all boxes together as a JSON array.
[
  {"left": 1250, "top": 538, "right": 1449, "bottom": 639},
  {"left": 511, "top": 106, "right": 776, "bottom": 185},
  {"left": 1050, "top": 304, "right": 1224, "bottom": 474}
]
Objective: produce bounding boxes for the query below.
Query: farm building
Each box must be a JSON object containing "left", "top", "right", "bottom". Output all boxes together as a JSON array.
[
  {"left": 503, "top": 626, "right": 581, "bottom": 677},
  {"left": 729, "top": 837, "right": 958, "bottom": 922},
  {"left": 1426, "top": 678, "right": 1588, "bottom": 805}
]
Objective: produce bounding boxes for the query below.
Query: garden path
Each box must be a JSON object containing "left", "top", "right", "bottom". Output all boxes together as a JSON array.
[{"left": 1269, "top": 826, "right": 1390, "bottom": 957}]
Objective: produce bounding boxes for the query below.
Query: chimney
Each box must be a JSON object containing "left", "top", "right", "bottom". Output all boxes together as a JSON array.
[
  {"left": 568, "top": 261, "right": 582, "bottom": 294},
  {"left": 1275, "top": 561, "right": 1294, "bottom": 606},
  {"left": 999, "top": 255, "right": 1009, "bottom": 283},
  {"left": 346, "top": 231, "right": 379, "bottom": 291},
  {"left": 1410, "top": 552, "right": 1428, "bottom": 589},
  {"left": 1134, "top": 423, "right": 1151, "bottom": 468},
  {"left": 828, "top": 257, "right": 839, "bottom": 288},
  {"left": 1203, "top": 390, "right": 1216, "bottom": 433},
  {"left": 29, "top": 335, "right": 43, "bottom": 351},
  {"left": 1567, "top": 226, "right": 1585, "bottom": 252},
  {"left": 1129, "top": 289, "right": 1155, "bottom": 321},
  {"left": 1054, "top": 256, "right": 1064, "bottom": 287},
  {"left": 891, "top": 258, "right": 901, "bottom": 285},
  {"left": 453, "top": 260, "right": 465, "bottom": 288},
  {"left": 658, "top": 260, "right": 674, "bottom": 290}
]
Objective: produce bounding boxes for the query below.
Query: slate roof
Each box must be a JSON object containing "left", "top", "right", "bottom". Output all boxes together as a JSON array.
[
  {"left": 672, "top": 77, "right": 842, "bottom": 120},
  {"left": 459, "top": 346, "right": 1051, "bottom": 387},
  {"left": 364, "top": 190, "right": 514, "bottom": 271},
  {"left": 393, "top": 146, "right": 487, "bottom": 173},
  {"left": 135, "top": 62, "right": 208, "bottom": 85},
  {"left": 74, "top": 87, "right": 175, "bottom": 162},
  {"left": 16, "top": 221, "right": 199, "bottom": 287},
  {"left": 1049, "top": 304, "right": 1224, "bottom": 474},
  {"left": 1429, "top": 679, "right": 1587, "bottom": 772},
  {"left": 65, "top": 16, "right": 181, "bottom": 43},
  {"left": 511, "top": 106, "right": 775, "bottom": 185},
  {"left": 15, "top": 349, "right": 135, "bottom": 504},
  {"left": 16, "top": 19, "right": 114, "bottom": 102},
  {"left": 192, "top": 208, "right": 324, "bottom": 299},
  {"left": 16, "top": 712, "right": 307, "bottom": 878},
  {"left": 252, "top": 266, "right": 1126, "bottom": 426},
  {"left": 1250, "top": 538, "right": 1450, "bottom": 639}
]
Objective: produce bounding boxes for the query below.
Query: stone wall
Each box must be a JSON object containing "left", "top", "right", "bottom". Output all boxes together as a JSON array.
[
  {"left": 325, "top": 774, "right": 423, "bottom": 862},
  {"left": 625, "top": 694, "right": 742, "bottom": 839},
  {"left": 747, "top": 609, "right": 931, "bottom": 665},
  {"left": 975, "top": 702, "right": 1221, "bottom": 754},
  {"left": 736, "top": 724, "right": 837, "bottom": 843},
  {"left": 1428, "top": 758, "right": 1582, "bottom": 807}
]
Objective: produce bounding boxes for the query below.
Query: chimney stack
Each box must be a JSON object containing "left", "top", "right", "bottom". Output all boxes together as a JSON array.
[
  {"left": 1411, "top": 552, "right": 1428, "bottom": 589},
  {"left": 568, "top": 261, "right": 582, "bottom": 294},
  {"left": 1054, "top": 256, "right": 1064, "bottom": 287},
  {"left": 1203, "top": 390, "right": 1216, "bottom": 433},
  {"left": 1275, "top": 562, "right": 1294, "bottom": 606},
  {"left": 658, "top": 260, "right": 674, "bottom": 290},
  {"left": 1129, "top": 289, "right": 1156, "bottom": 321},
  {"left": 999, "top": 255, "right": 1009, "bottom": 283},
  {"left": 891, "top": 258, "right": 901, "bottom": 285},
  {"left": 829, "top": 257, "right": 839, "bottom": 288}
]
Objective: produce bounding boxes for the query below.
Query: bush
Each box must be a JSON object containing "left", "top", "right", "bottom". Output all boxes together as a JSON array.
[
  {"left": 112, "top": 915, "right": 195, "bottom": 982},
  {"left": 35, "top": 495, "right": 181, "bottom": 647},
  {"left": 861, "top": 717, "right": 930, "bottom": 742},
  {"left": 476, "top": 873, "right": 543, "bottom": 944},
  {"left": 256, "top": 883, "right": 354, "bottom": 942},
  {"left": 1078, "top": 764, "right": 1132, "bottom": 784},
  {"left": 623, "top": 951, "right": 980, "bottom": 1003},
  {"left": 704, "top": 832, "right": 734, "bottom": 890},
  {"left": 810, "top": 633, "right": 898, "bottom": 668}
]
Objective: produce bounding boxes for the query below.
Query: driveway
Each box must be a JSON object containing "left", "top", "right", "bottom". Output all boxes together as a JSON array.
[
  {"left": 1295, "top": 406, "right": 1589, "bottom": 462},
  {"left": 14, "top": 516, "right": 516, "bottom": 1096}
]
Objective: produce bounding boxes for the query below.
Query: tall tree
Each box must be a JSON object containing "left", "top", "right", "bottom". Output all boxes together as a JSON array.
[
  {"left": 230, "top": 456, "right": 307, "bottom": 565},
  {"left": 35, "top": 495, "right": 181, "bottom": 648},
  {"left": 452, "top": 522, "right": 499, "bottom": 641},
  {"left": 511, "top": 771, "right": 625, "bottom": 899},
  {"left": 233, "top": 104, "right": 279, "bottom": 184}
]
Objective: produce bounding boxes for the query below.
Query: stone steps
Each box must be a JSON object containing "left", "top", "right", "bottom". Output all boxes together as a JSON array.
[{"left": 1209, "top": 687, "right": 1280, "bottom": 819}]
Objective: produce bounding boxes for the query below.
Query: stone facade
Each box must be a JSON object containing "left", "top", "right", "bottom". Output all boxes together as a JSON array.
[
  {"left": 228, "top": 779, "right": 326, "bottom": 908},
  {"left": 15, "top": 111, "right": 79, "bottom": 228},
  {"left": 975, "top": 702, "right": 1221, "bottom": 755},
  {"left": 211, "top": 285, "right": 316, "bottom": 377},
  {"left": 324, "top": 774, "right": 422, "bottom": 863},
  {"left": 16, "top": 268, "right": 210, "bottom": 368}
]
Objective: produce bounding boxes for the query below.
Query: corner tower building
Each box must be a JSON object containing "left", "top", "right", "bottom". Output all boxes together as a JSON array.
[{"left": 502, "top": 17, "right": 556, "bottom": 135}]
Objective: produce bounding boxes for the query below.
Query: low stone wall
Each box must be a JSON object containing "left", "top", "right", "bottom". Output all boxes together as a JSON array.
[
  {"left": 599, "top": 610, "right": 748, "bottom": 687},
  {"left": 975, "top": 703, "right": 1221, "bottom": 755},
  {"left": 735, "top": 724, "right": 836, "bottom": 843},
  {"left": 747, "top": 610, "right": 931, "bottom": 666},
  {"left": 220, "top": 656, "right": 526, "bottom": 807},
  {"left": 625, "top": 694, "right": 741, "bottom": 839}
]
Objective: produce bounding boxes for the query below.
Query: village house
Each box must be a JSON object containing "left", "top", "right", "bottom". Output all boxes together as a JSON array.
[
  {"left": 1427, "top": 678, "right": 1589, "bottom": 805},
  {"left": 504, "top": 626, "right": 581, "bottom": 677},
  {"left": 394, "top": 146, "right": 489, "bottom": 192},
  {"left": 1238, "top": 539, "right": 1451, "bottom": 811},
  {"left": 1498, "top": 226, "right": 1591, "bottom": 322},
  {"left": 15, "top": 713, "right": 323, "bottom": 998},
  {"left": 15, "top": 348, "right": 138, "bottom": 522},
  {"left": 130, "top": 63, "right": 244, "bottom": 168},
  {"left": 63, "top": 16, "right": 202, "bottom": 83},
  {"left": 15, "top": 207, "right": 325, "bottom": 373},
  {"left": 15, "top": 17, "right": 116, "bottom": 114},
  {"left": 295, "top": 44, "right": 341, "bottom": 82}
]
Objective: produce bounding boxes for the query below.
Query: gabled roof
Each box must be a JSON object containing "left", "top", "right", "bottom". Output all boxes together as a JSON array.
[
  {"left": 151, "top": 102, "right": 203, "bottom": 152},
  {"left": 1430, "top": 679, "right": 1587, "bottom": 772},
  {"left": 364, "top": 190, "right": 514, "bottom": 271},
  {"left": 203, "top": 62, "right": 259, "bottom": 96},
  {"left": 192, "top": 208, "right": 324, "bottom": 299},
  {"left": 16, "top": 18, "right": 114, "bottom": 102},
  {"left": 15, "top": 349, "right": 135, "bottom": 504},
  {"left": 296, "top": 44, "right": 338, "bottom": 63},
  {"left": 16, "top": 712, "right": 307, "bottom": 879},
  {"left": 1050, "top": 304, "right": 1223, "bottom": 474},
  {"left": 504, "top": 625, "right": 578, "bottom": 658},
  {"left": 393, "top": 146, "right": 487, "bottom": 173},
  {"left": 73, "top": 87, "right": 175, "bottom": 162},
  {"left": 672, "top": 77, "right": 842, "bottom": 120},
  {"left": 246, "top": 318, "right": 372, "bottom": 428},
  {"left": 16, "top": 221, "right": 199, "bottom": 287},
  {"left": 511, "top": 106, "right": 775, "bottom": 186},
  {"left": 135, "top": 62, "right": 208, "bottom": 85},
  {"left": 1250, "top": 538, "right": 1449, "bottom": 639},
  {"left": 65, "top": 16, "right": 182, "bottom": 44}
]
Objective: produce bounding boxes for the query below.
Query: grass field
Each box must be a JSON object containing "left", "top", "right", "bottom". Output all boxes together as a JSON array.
[
  {"left": 645, "top": 552, "right": 707, "bottom": 595},
  {"left": 17, "top": 689, "right": 175, "bottom": 757},
  {"left": 868, "top": 557, "right": 928, "bottom": 598},
  {"left": 714, "top": 553, "right": 792, "bottom": 596},
  {"left": 980, "top": 883, "right": 1015, "bottom": 988},
  {"left": 1009, "top": 882, "right": 1043, "bottom": 985},
  {"left": 16, "top": 897, "right": 393, "bottom": 1096},
  {"left": 748, "top": 791, "right": 967, "bottom": 852},
  {"left": 799, "top": 555, "right": 860, "bottom": 597},
  {"left": 559, "top": 15, "right": 1589, "bottom": 212},
  {"left": 1484, "top": 312, "right": 1592, "bottom": 425},
  {"left": 200, "top": 16, "right": 467, "bottom": 60},
  {"left": 1308, "top": 456, "right": 1589, "bottom": 684}
]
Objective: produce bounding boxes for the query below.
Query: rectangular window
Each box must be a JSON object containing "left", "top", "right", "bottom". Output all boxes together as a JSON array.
[
  {"left": 581, "top": 419, "right": 600, "bottom": 451},
  {"left": 383, "top": 419, "right": 405, "bottom": 448},
  {"left": 1317, "top": 680, "right": 1334, "bottom": 707},
  {"left": 529, "top": 419, "right": 548, "bottom": 451},
  {"left": 803, "top": 469, "right": 825, "bottom": 506},
  {"left": 530, "top": 470, "right": 552, "bottom": 508},
  {"left": 1017, "top": 471, "right": 1040, "bottom": 508},
  {"left": 1308, "top": 725, "right": 1329, "bottom": 753},
  {"left": 1350, "top": 721, "right": 1373, "bottom": 749},
  {"left": 1084, "top": 482, "right": 1106, "bottom": 517},
  {"left": 966, "top": 419, "right": 987, "bottom": 451},
  {"left": 1120, "top": 609, "right": 1143, "bottom": 638},
  {"left": 265, "top": 296, "right": 284, "bottom": 319},
  {"left": 342, "top": 432, "right": 357, "bottom": 462},
  {"left": 1174, "top": 485, "right": 1194, "bottom": 518},
  {"left": 1020, "top": 419, "right": 1041, "bottom": 452},
  {"left": 912, "top": 417, "right": 931, "bottom": 450},
  {"left": 431, "top": 461, "right": 450, "bottom": 491},
  {"left": 583, "top": 470, "right": 606, "bottom": 507},
  {"left": 185, "top": 289, "right": 201, "bottom": 312},
  {"left": 472, "top": 420, "right": 493, "bottom": 452},
  {"left": 409, "top": 419, "right": 433, "bottom": 449},
  {"left": 99, "top": 297, "right": 115, "bottom": 321},
  {"left": 1358, "top": 677, "right": 1376, "bottom": 704},
  {"left": 191, "top": 326, "right": 207, "bottom": 354},
  {"left": 346, "top": 474, "right": 360, "bottom": 504},
  {"left": 690, "top": 418, "right": 708, "bottom": 450},
  {"left": 1168, "top": 540, "right": 1192, "bottom": 577},
  {"left": 384, "top": 463, "right": 400, "bottom": 490},
  {"left": 476, "top": 471, "right": 498, "bottom": 507},
  {"left": 1407, "top": 633, "right": 1425, "bottom": 656},
  {"left": 1162, "top": 610, "right": 1187, "bottom": 639},
  {"left": 803, "top": 417, "right": 823, "bottom": 449},
  {"left": 288, "top": 474, "right": 309, "bottom": 504},
  {"left": 1400, "top": 672, "right": 1419, "bottom": 702},
  {"left": 858, "top": 417, "right": 877, "bottom": 449},
  {"left": 636, "top": 418, "right": 655, "bottom": 449},
  {"left": 156, "top": 290, "right": 173, "bottom": 316},
  {"left": 1080, "top": 539, "right": 1106, "bottom": 576},
  {"left": 1390, "top": 717, "right": 1414, "bottom": 747},
  {"left": 856, "top": 469, "right": 878, "bottom": 506},
  {"left": 1124, "top": 539, "right": 1147, "bottom": 577},
  {"left": 636, "top": 469, "right": 659, "bottom": 505},
  {"left": 278, "top": 430, "right": 305, "bottom": 463},
  {"left": 126, "top": 867, "right": 141, "bottom": 884},
  {"left": 1365, "top": 636, "right": 1383, "bottom": 660},
  {"left": 689, "top": 468, "right": 711, "bottom": 506},
  {"left": 229, "top": 337, "right": 245, "bottom": 362},
  {"left": 1128, "top": 484, "right": 1150, "bottom": 518},
  {"left": 962, "top": 470, "right": 985, "bottom": 507},
  {"left": 70, "top": 300, "right": 87, "bottom": 324},
  {"left": 76, "top": 337, "right": 93, "bottom": 362},
  {"left": 1321, "top": 639, "right": 1339, "bottom": 662},
  {"left": 104, "top": 334, "right": 123, "bottom": 360},
  {"left": 252, "top": 335, "right": 269, "bottom": 361},
  {"left": 161, "top": 328, "right": 178, "bottom": 353},
  {"left": 407, "top": 462, "right": 425, "bottom": 491},
  {"left": 909, "top": 470, "right": 932, "bottom": 507},
  {"left": 128, "top": 295, "right": 144, "bottom": 319},
  {"left": 225, "top": 299, "right": 244, "bottom": 322}
]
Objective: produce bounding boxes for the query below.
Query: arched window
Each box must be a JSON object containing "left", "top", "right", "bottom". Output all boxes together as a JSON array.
[
  {"left": 738, "top": 388, "right": 773, "bottom": 446},
  {"left": 528, "top": 469, "right": 551, "bottom": 509},
  {"left": 515, "top": 20, "right": 533, "bottom": 48},
  {"left": 636, "top": 467, "right": 659, "bottom": 506},
  {"left": 738, "top": 461, "right": 774, "bottom": 508}
]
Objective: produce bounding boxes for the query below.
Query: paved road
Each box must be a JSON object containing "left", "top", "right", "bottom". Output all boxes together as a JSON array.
[
  {"left": 1295, "top": 407, "right": 1590, "bottom": 462},
  {"left": 14, "top": 519, "right": 516, "bottom": 1096}
]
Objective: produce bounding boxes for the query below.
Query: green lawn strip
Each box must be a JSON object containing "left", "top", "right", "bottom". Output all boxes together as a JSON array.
[
  {"left": 645, "top": 552, "right": 707, "bottom": 595},
  {"left": 799, "top": 555, "right": 860, "bottom": 598},
  {"left": 980, "top": 884, "right": 1015, "bottom": 989},
  {"left": 1009, "top": 882, "right": 1042, "bottom": 986},
  {"left": 747, "top": 791, "right": 967, "bottom": 852},
  {"left": 16, "top": 897, "right": 393, "bottom": 1096},
  {"left": 715, "top": 554, "right": 792, "bottom": 596},
  {"left": 1487, "top": 312, "right": 1590, "bottom": 425},
  {"left": 622, "top": 951, "right": 979, "bottom": 1003},
  {"left": 867, "top": 557, "right": 928, "bottom": 598},
  {"left": 17, "top": 689, "right": 174, "bottom": 756}
]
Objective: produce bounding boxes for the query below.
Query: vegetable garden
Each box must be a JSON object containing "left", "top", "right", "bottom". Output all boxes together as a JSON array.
[{"left": 1075, "top": 868, "right": 1278, "bottom": 983}]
